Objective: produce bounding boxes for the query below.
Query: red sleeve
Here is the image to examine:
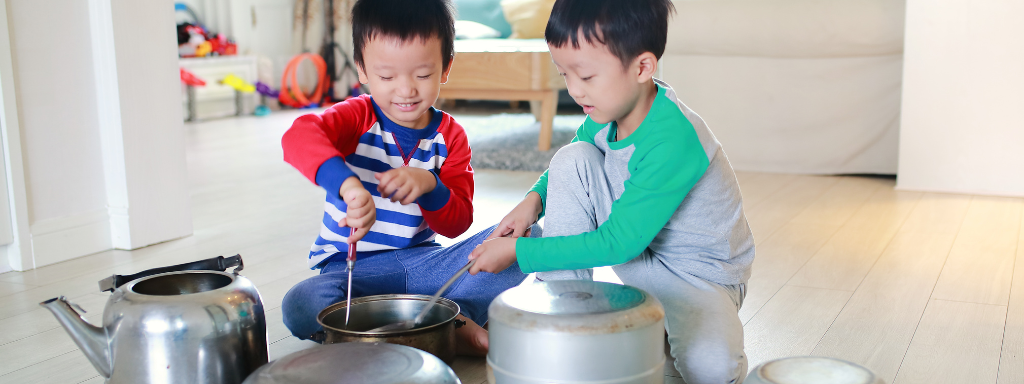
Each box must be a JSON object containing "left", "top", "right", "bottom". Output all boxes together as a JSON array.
[
  {"left": 421, "top": 114, "right": 474, "bottom": 238},
  {"left": 281, "top": 95, "right": 376, "bottom": 184}
]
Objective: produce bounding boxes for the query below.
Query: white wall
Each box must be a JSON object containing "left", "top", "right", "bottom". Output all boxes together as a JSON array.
[
  {"left": 0, "top": 0, "right": 30, "bottom": 273},
  {"left": 1, "top": 0, "right": 193, "bottom": 270},
  {"left": 107, "top": 0, "right": 193, "bottom": 248},
  {"left": 8, "top": 0, "right": 113, "bottom": 267},
  {"left": 898, "top": 0, "right": 1024, "bottom": 197}
]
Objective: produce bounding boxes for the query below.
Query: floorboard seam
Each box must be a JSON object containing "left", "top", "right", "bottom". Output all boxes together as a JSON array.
[
  {"left": 0, "top": 348, "right": 81, "bottom": 378},
  {"left": 892, "top": 196, "right": 974, "bottom": 383},
  {"left": 996, "top": 206, "right": 1024, "bottom": 384}
]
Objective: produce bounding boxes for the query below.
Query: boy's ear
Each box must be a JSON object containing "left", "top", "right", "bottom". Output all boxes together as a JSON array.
[
  {"left": 440, "top": 56, "right": 454, "bottom": 84},
  {"left": 356, "top": 64, "right": 369, "bottom": 85},
  {"left": 634, "top": 52, "right": 658, "bottom": 84}
]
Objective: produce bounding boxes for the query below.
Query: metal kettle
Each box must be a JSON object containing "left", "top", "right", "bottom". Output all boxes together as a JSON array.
[{"left": 40, "top": 255, "right": 269, "bottom": 384}]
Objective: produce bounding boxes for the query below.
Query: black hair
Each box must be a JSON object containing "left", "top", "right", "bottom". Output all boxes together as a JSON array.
[
  {"left": 545, "top": 0, "right": 675, "bottom": 67},
  {"left": 352, "top": 0, "right": 456, "bottom": 71}
]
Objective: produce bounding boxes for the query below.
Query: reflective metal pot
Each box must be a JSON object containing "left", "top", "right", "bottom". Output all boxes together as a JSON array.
[
  {"left": 487, "top": 281, "right": 666, "bottom": 384},
  {"left": 40, "top": 255, "right": 269, "bottom": 384},
  {"left": 746, "top": 357, "right": 885, "bottom": 384},
  {"left": 242, "top": 342, "right": 461, "bottom": 384},
  {"left": 315, "top": 294, "right": 464, "bottom": 364}
]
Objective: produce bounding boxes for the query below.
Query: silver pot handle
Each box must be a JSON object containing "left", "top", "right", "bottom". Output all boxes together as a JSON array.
[{"left": 311, "top": 330, "right": 326, "bottom": 343}]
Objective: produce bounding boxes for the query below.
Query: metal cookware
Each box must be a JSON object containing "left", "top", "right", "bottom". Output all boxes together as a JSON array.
[
  {"left": 315, "top": 294, "right": 464, "bottom": 364},
  {"left": 369, "top": 259, "right": 476, "bottom": 332},
  {"left": 40, "top": 255, "right": 268, "bottom": 384},
  {"left": 487, "top": 280, "right": 666, "bottom": 384},
  {"left": 242, "top": 342, "right": 461, "bottom": 384},
  {"left": 746, "top": 357, "right": 884, "bottom": 384}
]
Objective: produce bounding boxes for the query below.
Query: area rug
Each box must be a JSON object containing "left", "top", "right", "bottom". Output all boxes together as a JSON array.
[{"left": 452, "top": 112, "right": 588, "bottom": 171}]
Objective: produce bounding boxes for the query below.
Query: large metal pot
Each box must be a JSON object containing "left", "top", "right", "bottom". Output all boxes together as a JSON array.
[
  {"left": 315, "top": 294, "right": 464, "bottom": 364},
  {"left": 487, "top": 280, "right": 666, "bottom": 384},
  {"left": 242, "top": 342, "right": 461, "bottom": 384}
]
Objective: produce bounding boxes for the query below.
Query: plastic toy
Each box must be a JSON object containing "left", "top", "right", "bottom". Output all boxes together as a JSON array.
[
  {"left": 195, "top": 41, "right": 213, "bottom": 57},
  {"left": 280, "top": 53, "right": 328, "bottom": 108},
  {"left": 222, "top": 74, "right": 255, "bottom": 93},
  {"left": 180, "top": 68, "right": 206, "bottom": 121},
  {"left": 180, "top": 68, "right": 206, "bottom": 87},
  {"left": 256, "top": 81, "right": 280, "bottom": 98}
]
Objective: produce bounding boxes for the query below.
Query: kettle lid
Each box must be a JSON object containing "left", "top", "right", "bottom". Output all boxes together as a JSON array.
[{"left": 242, "top": 343, "right": 460, "bottom": 384}]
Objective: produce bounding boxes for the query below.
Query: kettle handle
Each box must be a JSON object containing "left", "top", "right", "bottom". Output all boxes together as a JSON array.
[{"left": 98, "top": 254, "right": 244, "bottom": 292}]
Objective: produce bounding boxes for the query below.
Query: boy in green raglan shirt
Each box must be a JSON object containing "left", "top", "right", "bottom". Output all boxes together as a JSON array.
[{"left": 468, "top": 0, "right": 755, "bottom": 383}]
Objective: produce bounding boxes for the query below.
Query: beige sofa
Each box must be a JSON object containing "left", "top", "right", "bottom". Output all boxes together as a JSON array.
[{"left": 662, "top": 0, "right": 906, "bottom": 174}]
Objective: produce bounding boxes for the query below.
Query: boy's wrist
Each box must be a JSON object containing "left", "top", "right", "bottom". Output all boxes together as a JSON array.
[
  {"left": 339, "top": 176, "right": 365, "bottom": 197},
  {"left": 416, "top": 169, "right": 449, "bottom": 211},
  {"left": 415, "top": 168, "right": 437, "bottom": 192},
  {"left": 525, "top": 192, "right": 543, "bottom": 219}
]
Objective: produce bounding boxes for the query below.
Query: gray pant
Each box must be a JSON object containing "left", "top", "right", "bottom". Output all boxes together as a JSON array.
[{"left": 537, "top": 142, "right": 748, "bottom": 384}]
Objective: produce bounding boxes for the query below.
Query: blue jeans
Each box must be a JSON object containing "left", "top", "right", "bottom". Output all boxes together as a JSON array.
[{"left": 282, "top": 225, "right": 533, "bottom": 340}]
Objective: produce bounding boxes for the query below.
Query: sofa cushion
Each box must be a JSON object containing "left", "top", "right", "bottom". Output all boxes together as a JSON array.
[
  {"left": 666, "top": 0, "right": 905, "bottom": 57},
  {"left": 455, "top": 0, "right": 514, "bottom": 38},
  {"left": 456, "top": 20, "right": 503, "bottom": 39},
  {"left": 501, "top": 0, "right": 556, "bottom": 39}
]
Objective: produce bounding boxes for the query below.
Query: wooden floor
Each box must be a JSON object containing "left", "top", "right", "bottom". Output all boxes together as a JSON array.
[{"left": 0, "top": 110, "right": 1021, "bottom": 383}]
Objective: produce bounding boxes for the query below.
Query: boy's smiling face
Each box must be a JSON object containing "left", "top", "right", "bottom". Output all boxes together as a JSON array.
[
  {"left": 550, "top": 38, "right": 642, "bottom": 126},
  {"left": 357, "top": 36, "right": 452, "bottom": 129}
]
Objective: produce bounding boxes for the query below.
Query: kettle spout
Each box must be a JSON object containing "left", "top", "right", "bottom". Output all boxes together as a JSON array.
[{"left": 40, "top": 296, "right": 112, "bottom": 378}]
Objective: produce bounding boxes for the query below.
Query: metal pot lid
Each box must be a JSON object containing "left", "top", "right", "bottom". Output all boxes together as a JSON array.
[
  {"left": 752, "top": 357, "right": 876, "bottom": 384},
  {"left": 242, "top": 343, "right": 461, "bottom": 384},
  {"left": 500, "top": 280, "right": 646, "bottom": 315}
]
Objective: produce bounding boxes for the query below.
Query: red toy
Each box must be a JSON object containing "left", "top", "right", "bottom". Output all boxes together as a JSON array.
[{"left": 180, "top": 68, "right": 206, "bottom": 86}]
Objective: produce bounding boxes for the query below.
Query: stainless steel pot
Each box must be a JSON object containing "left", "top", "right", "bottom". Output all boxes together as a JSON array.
[
  {"left": 242, "top": 342, "right": 461, "bottom": 384},
  {"left": 40, "top": 255, "right": 268, "bottom": 384},
  {"left": 487, "top": 280, "right": 666, "bottom": 384},
  {"left": 315, "top": 294, "right": 464, "bottom": 364},
  {"left": 746, "top": 357, "right": 884, "bottom": 384}
]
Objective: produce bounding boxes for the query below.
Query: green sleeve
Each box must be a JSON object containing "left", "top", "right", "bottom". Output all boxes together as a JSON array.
[
  {"left": 526, "top": 120, "right": 599, "bottom": 218},
  {"left": 515, "top": 133, "right": 709, "bottom": 274}
]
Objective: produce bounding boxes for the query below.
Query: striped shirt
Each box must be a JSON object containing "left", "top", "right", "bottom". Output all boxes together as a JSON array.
[{"left": 283, "top": 95, "right": 475, "bottom": 268}]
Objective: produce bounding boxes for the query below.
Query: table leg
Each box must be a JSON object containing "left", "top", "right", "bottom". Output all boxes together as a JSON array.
[
  {"left": 529, "top": 100, "right": 542, "bottom": 122},
  {"left": 538, "top": 91, "right": 558, "bottom": 151}
]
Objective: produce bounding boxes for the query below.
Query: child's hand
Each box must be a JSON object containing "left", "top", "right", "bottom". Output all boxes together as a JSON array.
[
  {"left": 338, "top": 177, "right": 376, "bottom": 243},
  {"left": 468, "top": 237, "right": 518, "bottom": 275},
  {"left": 374, "top": 168, "right": 437, "bottom": 205},
  {"left": 487, "top": 192, "right": 543, "bottom": 240}
]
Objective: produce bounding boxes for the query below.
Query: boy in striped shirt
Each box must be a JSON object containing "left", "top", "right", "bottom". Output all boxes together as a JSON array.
[{"left": 280, "top": 0, "right": 528, "bottom": 355}]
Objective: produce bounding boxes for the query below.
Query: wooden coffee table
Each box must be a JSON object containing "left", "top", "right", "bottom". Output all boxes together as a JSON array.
[{"left": 441, "top": 39, "right": 567, "bottom": 151}]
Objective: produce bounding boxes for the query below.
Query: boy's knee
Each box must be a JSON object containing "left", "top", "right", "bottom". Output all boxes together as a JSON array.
[
  {"left": 281, "top": 278, "right": 329, "bottom": 340},
  {"left": 549, "top": 141, "right": 602, "bottom": 173},
  {"left": 671, "top": 339, "right": 746, "bottom": 384},
  {"left": 528, "top": 223, "right": 543, "bottom": 238}
]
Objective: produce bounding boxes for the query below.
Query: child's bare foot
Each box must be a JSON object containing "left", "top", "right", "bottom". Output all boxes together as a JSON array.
[{"left": 454, "top": 314, "right": 489, "bottom": 356}]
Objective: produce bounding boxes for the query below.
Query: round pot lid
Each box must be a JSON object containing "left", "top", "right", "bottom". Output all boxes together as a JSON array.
[
  {"left": 752, "top": 357, "right": 876, "bottom": 384},
  {"left": 242, "top": 343, "right": 460, "bottom": 384},
  {"left": 500, "top": 280, "right": 646, "bottom": 315}
]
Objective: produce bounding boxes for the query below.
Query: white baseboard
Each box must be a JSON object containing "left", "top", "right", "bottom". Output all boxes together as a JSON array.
[
  {"left": 894, "top": 184, "right": 1024, "bottom": 198},
  {"left": 108, "top": 206, "right": 131, "bottom": 250},
  {"left": 29, "top": 209, "right": 112, "bottom": 268},
  {"left": 0, "top": 254, "right": 10, "bottom": 273}
]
